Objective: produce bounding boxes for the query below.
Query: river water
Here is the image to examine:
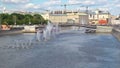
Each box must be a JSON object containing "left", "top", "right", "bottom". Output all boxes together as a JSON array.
[{"left": 0, "top": 30, "right": 120, "bottom": 68}]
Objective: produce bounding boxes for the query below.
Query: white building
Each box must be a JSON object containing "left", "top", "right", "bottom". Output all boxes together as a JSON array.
[
  {"left": 88, "top": 9, "right": 111, "bottom": 25},
  {"left": 111, "top": 20, "right": 120, "bottom": 25},
  {"left": 111, "top": 15, "right": 120, "bottom": 25}
]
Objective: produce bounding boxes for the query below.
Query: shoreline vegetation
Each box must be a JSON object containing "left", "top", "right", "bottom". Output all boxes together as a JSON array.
[{"left": 0, "top": 13, "right": 48, "bottom": 25}]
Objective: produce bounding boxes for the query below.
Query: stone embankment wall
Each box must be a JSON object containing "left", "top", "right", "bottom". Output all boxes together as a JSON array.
[
  {"left": 96, "top": 26, "right": 113, "bottom": 33},
  {"left": 0, "top": 29, "right": 22, "bottom": 36},
  {"left": 112, "top": 25, "right": 120, "bottom": 41}
]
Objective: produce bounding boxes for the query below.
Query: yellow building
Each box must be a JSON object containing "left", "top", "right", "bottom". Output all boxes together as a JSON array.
[
  {"left": 49, "top": 14, "right": 67, "bottom": 23},
  {"left": 49, "top": 11, "right": 89, "bottom": 25}
]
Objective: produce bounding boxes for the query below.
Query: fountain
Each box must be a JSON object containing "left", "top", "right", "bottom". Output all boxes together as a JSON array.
[
  {"left": 52, "top": 23, "right": 59, "bottom": 37},
  {"left": 7, "top": 39, "right": 34, "bottom": 49},
  {"left": 36, "top": 21, "right": 60, "bottom": 41},
  {"left": 0, "top": 21, "right": 60, "bottom": 49},
  {"left": 0, "top": 29, "right": 56, "bottom": 49},
  {"left": 45, "top": 21, "right": 53, "bottom": 40},
  {"left": 36, "top": 29, "right": 43, "bottom": 41}
]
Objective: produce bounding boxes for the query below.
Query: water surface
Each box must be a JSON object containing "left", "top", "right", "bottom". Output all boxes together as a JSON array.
[{"left": 0, "top": 31, "right": 120, "bottom": 68}]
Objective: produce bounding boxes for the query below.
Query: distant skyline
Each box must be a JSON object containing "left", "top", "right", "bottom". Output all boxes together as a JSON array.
[{"left": 0, "top": 0, "right": 120, "bottom": 15}]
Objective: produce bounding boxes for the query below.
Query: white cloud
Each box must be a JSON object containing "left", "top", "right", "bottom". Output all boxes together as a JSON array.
[
  {"left": 1, "top": 0, "right": 30, "bottom": 4},
  {"left": 68, "top": 0, "right": 81, "bottom": 4},
  {"left": 98, "top": 7, "right": 109, "bottom": 11},
  {"left": 83, "top": 0, "right": 95, "bottom": 5},
  {"left": 116, "top": 4, "right": 120, "bottom": 7},
  {"left": 23, "top": 0, "right": 62, "bottom": 11},
  {"left": 68, "top": 0, "right": 96, "bottom": 5},
  {"left": 68, "top": 0, "right": 107, "bottom": 5},
  {"left": 0, "top": 0, "right": 120, "bottom": 15},
  {"left": 114, "top": 0, "right": 120, "bottom": 3},
  {"left": 24, "top": 3, "right": 40, "bottom": 9},
  {"left": 44, "top": 0, "right": 61, "bottom": 6}
]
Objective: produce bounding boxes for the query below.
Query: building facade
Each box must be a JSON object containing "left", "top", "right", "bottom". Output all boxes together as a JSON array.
[
  {"left": 88, "top": 10, "right": 111, "bottom": 25},
  {"left": 49, "top": 11, "right": 89, "bottom": 25},
  {"left": 41, "top": 9, "right": 111, "bottom": 25},
  {"left": 111, "top": 15, "right": 120, "bottom": 25}
]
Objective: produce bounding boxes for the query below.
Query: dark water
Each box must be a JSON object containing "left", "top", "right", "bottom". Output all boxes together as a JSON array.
[{"left": 0, "top": 31, "right": 120, "bottom": 68}]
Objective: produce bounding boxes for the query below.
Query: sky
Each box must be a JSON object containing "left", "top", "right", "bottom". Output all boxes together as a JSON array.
[{"left": 0, "top": 0, "right": 120, "bottom": 15}]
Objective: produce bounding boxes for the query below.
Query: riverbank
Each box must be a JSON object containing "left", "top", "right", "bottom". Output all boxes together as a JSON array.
[
  {"left": 112, "top": 25, "right": 120, "bottom": 41},
  {"left": 0, "top": 29, "right": 23, "bottom": 36}
]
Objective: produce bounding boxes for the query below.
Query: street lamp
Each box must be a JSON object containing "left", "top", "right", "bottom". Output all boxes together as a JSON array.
[
  {"left": 29, "top": 18, "right": 31, "bottom": 25},
  {"left": 13, "top": 15, "right": 16, "bottom": 25}
]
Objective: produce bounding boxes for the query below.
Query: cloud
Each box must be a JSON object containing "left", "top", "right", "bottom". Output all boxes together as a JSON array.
[
  {"left": 24, "top": 3, "right": 40, "bottom": 9},
  {"left": 23, "top": 0, "right": 62, "bottom": 11},
  {"left": 68, "top": 0, "right": 96, "bottom": 5},
  {"left": 68, "top": 0, "right": 107, "bottom": 6},
  {"left": 68, "top": 0, "right": 81, "bottom": 4},
  {"left": 44, "top": 0, "right": 61, "bottom": 6},
  {"left": 83, "top": 1, "right": 95, "bottom": 5},
  {"left": 116, "top": 4, "right": 120, "bottom": 7},
  {"left": 114, "top": 0, "right": 120, "bottom": 3},
  {"left": 0, "top": 0, "right": 120, "bottom": 15},
  {"left": 1, "top": 0, "right": 30, "bottom": 4}
]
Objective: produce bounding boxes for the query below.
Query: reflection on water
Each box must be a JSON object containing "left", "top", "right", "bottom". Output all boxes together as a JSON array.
[{"left": 0, "top": 31, "right": 120, "bottom": 68}]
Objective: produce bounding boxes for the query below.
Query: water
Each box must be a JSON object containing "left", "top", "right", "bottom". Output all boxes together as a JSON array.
[{"left": 0, "top": 30, "right": 120, "bottom": 68}]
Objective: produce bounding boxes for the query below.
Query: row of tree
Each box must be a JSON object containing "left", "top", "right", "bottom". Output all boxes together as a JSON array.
[{"left": 0, "top": 13, "right": 48, "bottom": 25}]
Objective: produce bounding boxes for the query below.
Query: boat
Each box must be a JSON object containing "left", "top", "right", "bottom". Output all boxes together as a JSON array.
[{"left": 85, "top": 28, "right": 96, "bottom": 33}]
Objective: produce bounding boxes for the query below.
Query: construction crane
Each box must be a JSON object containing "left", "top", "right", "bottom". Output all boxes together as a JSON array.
[
  {"left": 60, "top": 3, "right": 101, "bottom": 14},
  {"left": 60, "top": 3, "right": 82, "bottom": 14},
  {"left": 61, "top": 4, "right": 67, "bottom": 13},
  {"left": 79, "top": 5, "right": 89, "bottom": 14}
]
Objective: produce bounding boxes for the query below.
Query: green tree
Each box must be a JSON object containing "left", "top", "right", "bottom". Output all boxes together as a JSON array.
[
  {"left": 0, "top": 13, "right": 9, "bottom": 24},
  {"left": 24, "top": 14, "right": 33, "bottom": 25},
  {"left": 0, "top": 13, "right": 46, "bottom": 25},
  {"left": 32, "top": 14, "right": 45, "bottom": 24}
]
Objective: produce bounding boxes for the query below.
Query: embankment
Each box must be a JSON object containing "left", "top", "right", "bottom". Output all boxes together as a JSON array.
[{"left": 112, "top": 25, "right": 120, "bottom": 41}]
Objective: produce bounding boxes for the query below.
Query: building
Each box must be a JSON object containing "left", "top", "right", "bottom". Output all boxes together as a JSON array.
[
  {"left": 49, "top": 10, "right": 89, "bottom": 25},
  {"left": 88, "top": 9, "right": 111, "bottom": 25},
  {"left": 111, "top": 15, "right": 120, "bottom": 25},
  {"left": 41, "top": 9, "right": 111, "bottom": 25}
]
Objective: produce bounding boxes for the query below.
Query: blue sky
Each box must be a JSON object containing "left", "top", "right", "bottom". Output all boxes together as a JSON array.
[{"left": 0, "top": 0, "right": 120, "bottom": 15}]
